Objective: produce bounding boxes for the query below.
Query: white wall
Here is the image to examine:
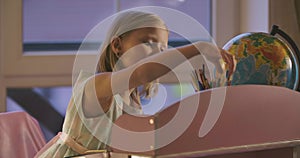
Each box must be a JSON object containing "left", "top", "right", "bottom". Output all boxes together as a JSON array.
[
  {"left": 240, "top": 0, "right": 269, "bottom": 33},
  {"left": 212, "top": 0, "right": 269, "bottom": 47},
  {"left": 212, "top": 0, "right": 241, "bottom": 46}
]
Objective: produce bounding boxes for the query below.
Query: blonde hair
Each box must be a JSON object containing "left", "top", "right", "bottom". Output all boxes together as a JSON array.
[{"left": 98, "top": 10, "right": 167, "bottom": 104}]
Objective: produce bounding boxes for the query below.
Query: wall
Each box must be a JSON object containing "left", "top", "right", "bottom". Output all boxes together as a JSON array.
[{"left": 269, "top": 0, "right": 300, "bottom": 49}]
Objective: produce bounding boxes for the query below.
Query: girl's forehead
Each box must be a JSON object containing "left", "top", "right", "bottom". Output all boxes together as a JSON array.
[{"left": 127, "top": 27, "right": 168, "bottom": 43}]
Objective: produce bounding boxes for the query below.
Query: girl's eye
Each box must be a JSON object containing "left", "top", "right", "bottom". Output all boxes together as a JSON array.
[{"left": 143, "top": 40, "right": 166, "bottom": 52}]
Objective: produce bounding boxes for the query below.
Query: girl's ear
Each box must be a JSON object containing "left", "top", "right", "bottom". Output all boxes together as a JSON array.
[{"left": 111, "top": 37, "right": 123, "bottom": 57}]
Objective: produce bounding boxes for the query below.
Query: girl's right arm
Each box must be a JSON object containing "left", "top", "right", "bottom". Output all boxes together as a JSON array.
[{"left": 83, "top": 41, "right": 235, "bottom": 116}]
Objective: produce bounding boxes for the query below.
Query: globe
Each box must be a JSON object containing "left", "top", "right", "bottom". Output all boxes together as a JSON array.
[{"left": 223, "top": 32, "right": 299, "bottom": 90}]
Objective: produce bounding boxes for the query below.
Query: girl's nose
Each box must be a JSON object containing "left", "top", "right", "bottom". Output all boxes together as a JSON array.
[{"left": 151, "top": 43, "right": 163, "bottom": 54}]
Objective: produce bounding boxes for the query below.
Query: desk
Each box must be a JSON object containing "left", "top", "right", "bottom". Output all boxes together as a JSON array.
[{"left": 109, "top": 85, "right": 300, "bottom": 158}]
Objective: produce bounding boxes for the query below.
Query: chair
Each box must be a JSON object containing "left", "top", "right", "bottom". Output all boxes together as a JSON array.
[{"left": 0, "top": 111, "right": 46, "bottom": 158}]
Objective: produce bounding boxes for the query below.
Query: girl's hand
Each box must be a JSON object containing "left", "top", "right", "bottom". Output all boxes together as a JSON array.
[
  {"left": 194, "top": 42, "right": 236, "bottom": 84},
  {"left": 219, "top": 48, "right": 236, "bottom": 81},
  {"left": 195, "top": 42, "right": 236, "bottom": 74}
]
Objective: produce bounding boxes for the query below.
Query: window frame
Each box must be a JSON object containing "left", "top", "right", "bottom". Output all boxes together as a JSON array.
[{"left": 2, "top": 0, "right": 78, "bottom": 85}]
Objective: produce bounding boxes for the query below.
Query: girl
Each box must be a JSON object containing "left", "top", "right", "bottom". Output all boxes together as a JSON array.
[{"left": 35, "top": 10, "right": 235, "bottom": 158}]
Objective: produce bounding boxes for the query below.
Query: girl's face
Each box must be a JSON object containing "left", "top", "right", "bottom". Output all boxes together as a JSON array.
[{"left": 115, "top": 27, "right": 169, "bottom": 68}]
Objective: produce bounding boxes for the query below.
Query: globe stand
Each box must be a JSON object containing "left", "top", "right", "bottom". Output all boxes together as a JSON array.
[{"left": 270, "top": 25, "right": 300, "bottom": 91}]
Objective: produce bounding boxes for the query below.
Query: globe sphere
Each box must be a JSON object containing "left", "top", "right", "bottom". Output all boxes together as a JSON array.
[{"left": 223, "top": 32, "right": 299, "bottom": 90}]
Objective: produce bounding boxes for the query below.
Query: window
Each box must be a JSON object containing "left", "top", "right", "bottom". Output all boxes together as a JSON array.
[
  {"left": 23, "top": 0, "right": 115, "bottom": 53},
  {"left": 23, "top": 0, "right": 211, "bottom": 53}
]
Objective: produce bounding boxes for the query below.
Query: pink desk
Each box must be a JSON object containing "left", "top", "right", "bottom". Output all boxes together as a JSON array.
[{"left": 109, "top": 85, "right": 300, "bottom": 158}]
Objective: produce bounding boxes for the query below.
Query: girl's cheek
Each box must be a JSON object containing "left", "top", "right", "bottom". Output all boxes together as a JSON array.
[{"left": 118, "top": 44, "right": 151, "bottom": 68}]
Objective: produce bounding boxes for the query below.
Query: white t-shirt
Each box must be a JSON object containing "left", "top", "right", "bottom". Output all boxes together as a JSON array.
[{"left": 36, "top": 71, "right": 138, "bottom": 157}]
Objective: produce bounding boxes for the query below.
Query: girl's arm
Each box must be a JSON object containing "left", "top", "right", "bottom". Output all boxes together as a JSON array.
[{"left": 83, "top": 41, "right": 235, "bottom": 116}]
